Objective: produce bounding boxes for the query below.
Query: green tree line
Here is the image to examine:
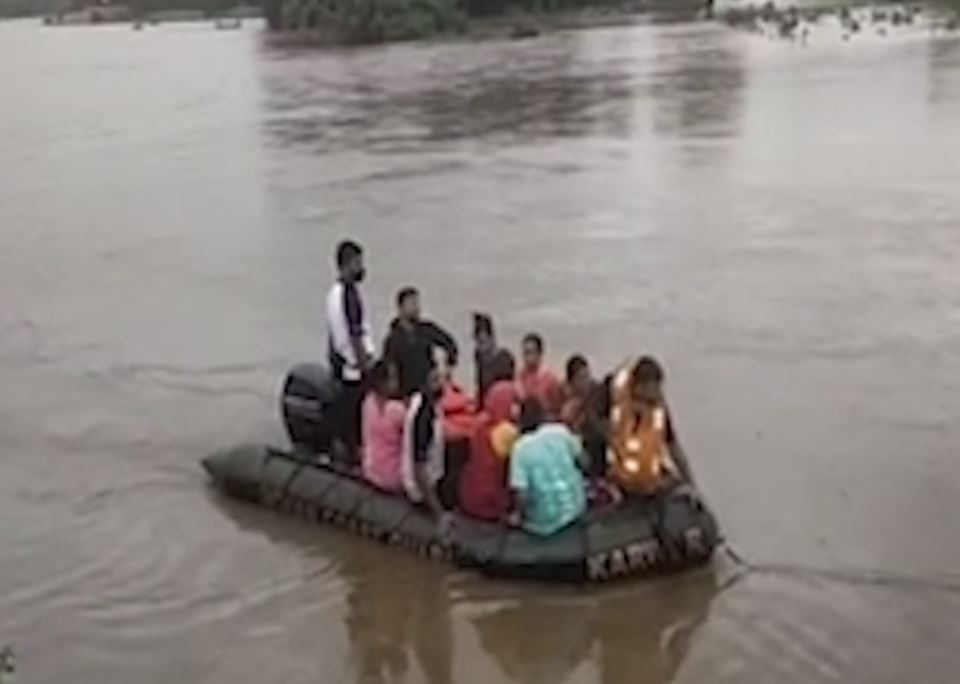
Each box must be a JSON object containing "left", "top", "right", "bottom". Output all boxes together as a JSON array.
[{"left": 263, "top": 0, "right": 636, "bottom": 34}]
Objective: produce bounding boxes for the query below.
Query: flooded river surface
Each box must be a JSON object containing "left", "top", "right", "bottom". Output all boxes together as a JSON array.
[{"left": 2, "top": 15, "right": 960, "bottom": 683}]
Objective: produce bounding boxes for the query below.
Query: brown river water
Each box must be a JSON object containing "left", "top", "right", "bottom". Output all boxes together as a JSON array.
[{"left": 2, "top": 14, "right": 960, "bottom": 684}]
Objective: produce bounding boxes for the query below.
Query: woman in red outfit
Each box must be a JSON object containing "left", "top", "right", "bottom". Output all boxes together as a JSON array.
[
  {"left": 458, "top": 380, "right": 519, "bottom": 522},
  {"left": 517, "top": 333, "right": 564, "bottom": 420},
  {"left": 439, "top": 375, "right": 477, "bottom": 442}
]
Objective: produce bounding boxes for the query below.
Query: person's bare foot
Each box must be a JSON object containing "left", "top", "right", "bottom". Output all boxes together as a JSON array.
[
  {"left": 329, "top": 439, "right": 348, "bottom": 464},
  {"left": 437, "top": 513, "right": 455, "bottom": 543}
]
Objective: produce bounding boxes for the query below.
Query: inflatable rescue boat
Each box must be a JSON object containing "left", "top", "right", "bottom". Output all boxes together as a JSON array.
[{"left": 201, "top": 363, "right": 720, "bottom": 584}]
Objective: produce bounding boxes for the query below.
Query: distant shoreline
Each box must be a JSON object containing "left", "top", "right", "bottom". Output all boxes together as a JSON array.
[{"left": 36, "top": 4, "right": 260, "bottom": 27}]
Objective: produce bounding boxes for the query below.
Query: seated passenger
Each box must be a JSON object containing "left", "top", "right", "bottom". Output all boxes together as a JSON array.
[
  {"left": 401, "top": 366, "right": 452, "bottom": 534},
  {"left": 509, "top": 398, "right": 587, "bottom": 536},
  {"left": 517, "top": 333, "right": 564, "bottom": 420},
  {"left": 436, "top": 351, "right": 478, "bottom": 442},
  {"left": 459, "top": 380, "right": 519, "bottom": 522},
  {"left": 607, "top": 356, "right": 694, "bottom": 495},
  {"left": 560, "top": 354, "right": 608, "bottom": 477},
  {"left": 435, "top": 351, "right": 477, "bottom": 511},
  {"left": 361, "top": 360, "right": 406, "bottom": 492},
  {"left": 473, "top": 313, "right": 513, "bottom": 409}
]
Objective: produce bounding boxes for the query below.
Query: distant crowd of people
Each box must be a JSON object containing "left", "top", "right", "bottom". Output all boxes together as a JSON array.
[{"left": 325, "top": 239, "right": 695, "bottom": 538}]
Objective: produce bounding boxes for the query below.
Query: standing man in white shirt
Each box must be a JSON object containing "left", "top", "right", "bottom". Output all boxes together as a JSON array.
[{"left": 326, "top": 240, "right": 374, "bottom": 464}]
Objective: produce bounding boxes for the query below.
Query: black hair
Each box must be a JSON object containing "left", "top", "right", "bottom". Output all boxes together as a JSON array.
[
  {"left": 396, "top": 286, "right": 419, "bottom": 308},
  {"left": 369, "top": 359, "right": 393, "bottom": 392},
  {"left": 336, "top": 240, "right": 363, "bottom": 269},
  {"left": 518, "top": 397, "right": 545, "bottom": 434},
  {"left": 633, "top": 356, "right": 664, "bottom": 384},
  {"left": 473, "top": 312, "right": 495, "bottom": 338},
  {"left": 565, "top": 354, "right": 589, "bottom": 383},
  {"left": 490, "top": 349, "right": 516, "bottom": 383},
  {"left": 522, "top": 333, "right": 544, "bottom": 353}
]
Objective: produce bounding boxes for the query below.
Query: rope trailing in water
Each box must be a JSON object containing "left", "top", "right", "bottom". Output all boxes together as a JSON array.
[{"left": 718, "top": 541, "right": 960, "bottom": 595}]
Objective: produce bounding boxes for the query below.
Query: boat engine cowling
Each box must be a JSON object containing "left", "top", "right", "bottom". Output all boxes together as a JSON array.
[{"left": 281, "top": 363, "right": 341, "bottom": 454}]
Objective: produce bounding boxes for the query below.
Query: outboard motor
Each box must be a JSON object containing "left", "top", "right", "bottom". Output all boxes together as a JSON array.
[{"left": 280, "top": 363, "right": 342, "bottom": 454}]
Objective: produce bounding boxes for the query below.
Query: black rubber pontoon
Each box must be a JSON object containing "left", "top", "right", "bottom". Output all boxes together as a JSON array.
[{"left": 202, "top": 443, "right": 720, "bottom": 584}]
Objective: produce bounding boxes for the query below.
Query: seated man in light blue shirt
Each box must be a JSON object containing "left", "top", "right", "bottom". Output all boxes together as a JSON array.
[{"left": 509, "top": 398, "right": 587, "bottom": 536}]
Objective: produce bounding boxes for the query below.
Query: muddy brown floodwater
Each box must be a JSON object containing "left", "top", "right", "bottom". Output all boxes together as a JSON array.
[{"left": 2, "top": 15, "right": 960, "bottom": 684}]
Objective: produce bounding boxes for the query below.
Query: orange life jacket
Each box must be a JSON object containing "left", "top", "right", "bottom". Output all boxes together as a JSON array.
[{"left": 607, "top": 361, "right": 676, "bottom": 494}]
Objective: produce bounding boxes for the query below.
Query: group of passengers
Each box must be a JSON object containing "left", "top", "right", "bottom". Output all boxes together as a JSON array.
[{"left": 326, "top": 240, "right": 696, "bottom": 539}]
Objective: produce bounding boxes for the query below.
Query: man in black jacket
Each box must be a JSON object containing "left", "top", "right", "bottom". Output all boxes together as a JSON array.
[{"left": 383, "top": 287, "right": 458, "bottom": 397}]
